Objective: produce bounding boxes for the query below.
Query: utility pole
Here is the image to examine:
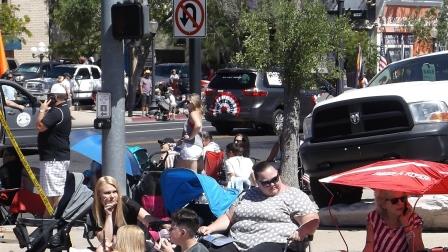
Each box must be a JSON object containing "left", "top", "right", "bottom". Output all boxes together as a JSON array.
[
  {"left": 336, "top": 0, "right": 345, "bottom": 96},
  {"left": 189, "top": 38, "right": 202, "bottom": 95},
  {"left": 101, "top": 0, "right": 127, "bottom": 193}
]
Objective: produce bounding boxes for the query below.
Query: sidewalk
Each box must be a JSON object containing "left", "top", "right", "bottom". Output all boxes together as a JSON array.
[{"left": 70, "top": 109, "right": 187, "bottom": 128}]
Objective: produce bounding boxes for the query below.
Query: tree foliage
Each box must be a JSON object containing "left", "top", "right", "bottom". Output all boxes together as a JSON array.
[
  {"left": 234, "top": 0, "right": 351, "bottom": 186},
  {"left": 343, "top": 30, "right": 378, "bottom": 78},
  {"left": 0, "top": 3, "right": 31, "bottom": 44},
  {"left": 51, "top": 0, "right": 101, "bottom": 59},
  {"left": 402, "top": 7, "right": 438, "bottom": 44}
]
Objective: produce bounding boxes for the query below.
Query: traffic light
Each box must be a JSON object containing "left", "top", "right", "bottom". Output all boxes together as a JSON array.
[{"left": 111, "top": 2, "right": 144, "bottom": 40}]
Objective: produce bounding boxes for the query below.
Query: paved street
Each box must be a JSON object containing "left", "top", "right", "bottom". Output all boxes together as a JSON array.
[{"left": 1, "top": 110, "right": 446, "bottom": 251}]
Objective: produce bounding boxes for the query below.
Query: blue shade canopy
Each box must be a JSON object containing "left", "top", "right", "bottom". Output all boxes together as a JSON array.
[
  {"left": 160, "top": 168, "right": 239, "bottom": 217},
  {"left": 70, "top": 130, "right": 141, "bottom": 176}
]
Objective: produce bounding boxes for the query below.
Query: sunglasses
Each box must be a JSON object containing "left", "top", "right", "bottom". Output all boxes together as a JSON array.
[
  {"left": 258, "top": 174, "right": 280, "bottom": 187},
  {"left": 386, "top": 196, "right": 407, "bottom": 205}
]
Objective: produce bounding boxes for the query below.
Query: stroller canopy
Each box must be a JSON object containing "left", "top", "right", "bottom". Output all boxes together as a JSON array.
[{"left": 160, "top": 168, "right": 238, "bottom": 217}]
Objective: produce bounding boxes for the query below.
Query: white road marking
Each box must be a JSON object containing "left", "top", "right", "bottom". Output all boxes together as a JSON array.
[{"left": 125, "top": 125, "right": 214, "bottom": 134}]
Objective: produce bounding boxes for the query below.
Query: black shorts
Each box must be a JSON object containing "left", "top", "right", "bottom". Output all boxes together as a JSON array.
[{"left": 141, "top": 94, "right": 150, "bottom": 106}]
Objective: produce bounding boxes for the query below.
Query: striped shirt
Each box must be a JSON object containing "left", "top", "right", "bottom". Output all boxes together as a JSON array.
[{"left": 368, "top": 210, "right": 423, "bottom": 252}]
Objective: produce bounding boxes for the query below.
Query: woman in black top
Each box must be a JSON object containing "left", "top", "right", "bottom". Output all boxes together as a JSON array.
[{"left": 92, "top": 176, "right": 158, "bottom": 252}]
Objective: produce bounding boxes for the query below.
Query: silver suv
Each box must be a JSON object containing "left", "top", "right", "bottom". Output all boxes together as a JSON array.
[{"left": 204, "top": 68, "right": 318, "bottom": 134}]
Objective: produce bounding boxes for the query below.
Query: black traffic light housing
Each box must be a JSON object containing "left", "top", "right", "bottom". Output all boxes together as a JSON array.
[{"left": 111, "top": 2, "right": 144, "bottom": 40}]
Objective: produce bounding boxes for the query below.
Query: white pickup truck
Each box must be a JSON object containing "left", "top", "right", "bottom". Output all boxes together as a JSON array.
[
  {"left": 300, "top": 51, "right": 448, "bottom": 207},
  {"left": 24, "top": 64, "right": 102, "bottom": 102}
]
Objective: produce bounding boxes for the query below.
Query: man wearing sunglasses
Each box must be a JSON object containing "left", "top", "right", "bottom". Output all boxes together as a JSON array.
[{"left": 198, "top": 161, "right": 319, "bottom": 252}]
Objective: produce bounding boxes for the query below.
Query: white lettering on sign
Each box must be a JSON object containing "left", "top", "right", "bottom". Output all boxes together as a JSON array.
[{"left": 373, "top": 171, "right": 430, "bottom": 181}]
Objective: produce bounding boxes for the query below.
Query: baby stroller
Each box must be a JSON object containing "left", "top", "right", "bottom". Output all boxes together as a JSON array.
[
  {"left": 148, "top": 94, "right": 171, "bottom": 121},
  {"left": 13, "top": 172, "right": 94, "bottom": 252},
  {"left": 160, "top": 168, "right": 239, "bottom": 225}
]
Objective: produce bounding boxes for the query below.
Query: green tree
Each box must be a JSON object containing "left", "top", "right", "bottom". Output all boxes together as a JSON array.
[
  {"left": 51, "top": 0, "right": 101, "bottom": 59},
  {"left": 343, "top": 31, "right": 378, "bottom": 78},
  {"left": 402, "top": 7, "right": 438, "bottom": 44},
  {"left": 234, "top": 0, "right": 350, "bottom": 186},
  {"left": 436, "top": 0, "right": 448, "bottom": 49},
  {"left": 0, "top": 3, "right": 31, "bottom": 44}
]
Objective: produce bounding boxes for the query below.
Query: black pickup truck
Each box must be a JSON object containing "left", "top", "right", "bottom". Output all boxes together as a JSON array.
[{"left": 0, "top": 79, "right": 40, "bottom": 155}]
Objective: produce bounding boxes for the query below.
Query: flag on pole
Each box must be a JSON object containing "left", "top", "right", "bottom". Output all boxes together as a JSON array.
[
  {"left": 378, "top": 45, "right": 388, "bottom": 71},
  {"left": 0, "top": 31, "right": 8, "bottom": 76},
  {"left": 355, "top": 43, "right": 364, "bottom": 88}
]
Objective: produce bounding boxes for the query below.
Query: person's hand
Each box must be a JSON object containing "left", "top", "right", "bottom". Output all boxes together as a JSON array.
[
  {"left": 154, "top": 238, "right": 174, "bottom": 252},
  {"left": 289, "top": 229, "right": 305, "bottom": 242},
  {"left": 183, "top": 134, "right": 190, "bottom": 140},
  {"left": 104, "top": 202, "right": 117, "bottom": 216},
  {"left": 40, "top": 99, "right": 51, "bottom": 112},
  {"left": 399, "top": 201, "right": 413, "bottom": 227},
  {"left": 19, "top": 105, "right": 25, "bottom": 111},
  {"left": 197, "top": 225, "right": 212, "bottom": 235}
]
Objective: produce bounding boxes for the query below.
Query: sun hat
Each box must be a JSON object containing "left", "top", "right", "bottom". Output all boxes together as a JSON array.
[
  {"left": 144, "top": 69, "right": 151, "bottom": 74},
  {"left": 50, "top": 84, "right": 67, "bottom": 94}
]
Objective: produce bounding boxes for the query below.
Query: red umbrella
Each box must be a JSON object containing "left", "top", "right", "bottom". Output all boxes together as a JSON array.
[{"left": 319, "top": 159, "right": 448, "bottom": 195}]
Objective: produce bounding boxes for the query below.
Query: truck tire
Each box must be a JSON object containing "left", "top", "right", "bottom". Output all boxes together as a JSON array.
[
  {"left": 214, "top": 124, "right": 234, "bottom": 135},
  {"left": 272, "top": 109, "right": 284, "bottom": 135},
  {"left": 310, "top": 177, "right": 363, "bottom": 208}
]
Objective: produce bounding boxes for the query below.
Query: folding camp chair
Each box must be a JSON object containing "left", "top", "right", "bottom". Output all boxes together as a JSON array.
[
  {"left": 203, "top": 151, "right": 225, "bottom": 181},
  {"left": 0, "top": 188, "right": 45, "bottom": 225}
]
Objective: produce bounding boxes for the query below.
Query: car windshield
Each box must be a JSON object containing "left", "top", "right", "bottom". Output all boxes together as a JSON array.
[
  {"left": 16, "top": 63, "right": 40, "bottom": 73},
  {"left": 155, "top": 64, "right": 189, "bottom": 77},
  {"left": 369, "top": 54, "right": 448, "bottom": 87},
  {"left": 47, "top": 67, "right": 76, "bottom": 78},
  {"left": 209, "top": 71, "right": 257, "bottom": 89}
]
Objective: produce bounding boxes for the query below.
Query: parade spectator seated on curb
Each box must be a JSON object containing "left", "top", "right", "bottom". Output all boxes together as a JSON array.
[
  {"left": 158, "top": 137, "right": 178, "bottom": 169},
  {"left": 363, "top": 189, "right": 424, "bottom": 252},
  {"left": 198, "top": 161, "right": 319, "bottom": 252},
  {"left": 224, "top": 143, "right": 255, "bottom": 191},
  {"left": 91, "top": 176, "right": 160, "bottom": 252},
  {"left": 201, "top": 131, "right": 221, "bottom": 156},
  {"left": 234, "top": 133, "right": 250, "bottom": 158},
  {"left": 114, "top": 225, "right": 146, "bottom": 252},
  {"left": 154, "top": 208, "right": 209, "bottom": 252}
]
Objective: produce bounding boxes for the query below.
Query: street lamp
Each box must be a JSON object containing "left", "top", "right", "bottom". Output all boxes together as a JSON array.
[
  {"left": 149, "top": 19, "right": 159, "bottom": 97},
  {"left": 31, "top": 42, "right": 49, "bottom": 77},
  {"left": 430, "top": 26, "right": 438, "bottom": 52}
]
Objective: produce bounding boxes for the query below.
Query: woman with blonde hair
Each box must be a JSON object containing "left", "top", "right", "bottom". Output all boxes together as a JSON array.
[
  {"left": 114, "top": 225, "right": 146, "bottom": 252},
  {"left": 92, "top": 176, "right": 158, "bottom": 252},
  {"left": 363, "top": 189, "right": 424, "bottom": 252},
  {"left": 176, "top": 93, "right": 203, "bottom": 172}
]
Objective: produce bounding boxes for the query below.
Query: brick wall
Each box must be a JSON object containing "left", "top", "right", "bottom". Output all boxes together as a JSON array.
[{"left": 10, "top": 0, "right": 49, "bottom": 65}]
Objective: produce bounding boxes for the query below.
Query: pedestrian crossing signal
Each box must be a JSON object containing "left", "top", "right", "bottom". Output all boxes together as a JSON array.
[{"left": 111, "top": 2, "right": 144, "bottom": 40}]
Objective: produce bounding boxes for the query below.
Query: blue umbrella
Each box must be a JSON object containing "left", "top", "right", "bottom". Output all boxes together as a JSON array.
[{"left": 70, "top": 130, "right": 142, "bottom": 176}]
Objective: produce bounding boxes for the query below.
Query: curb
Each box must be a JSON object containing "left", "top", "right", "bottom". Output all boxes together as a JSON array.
[{"left": 128, "top": 114, "right": 187, "bottom": 123}]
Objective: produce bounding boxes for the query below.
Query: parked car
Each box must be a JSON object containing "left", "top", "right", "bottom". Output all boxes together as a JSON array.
[
  {"left": 154, "top": 63, "right": 190, "bottom": 94},
  {"left": 24, "top": 64, "right": 101, "bottom": 103},
  {"left": 0, "top": 79, "right": 41, "bottom": 154},
  {"left": 12, "top": 61, "right": 63, "bottom": 85},
  {"left": 204, "top": 68, "right": 320, "bottom": 134},
  {"left": 300, "top": 51, "right": 448, "bottom": 207}
]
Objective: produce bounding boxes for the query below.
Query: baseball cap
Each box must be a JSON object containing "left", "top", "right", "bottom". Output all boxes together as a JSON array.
[
  {"left": 144, "top": 69, "right": 151, "bottom": 74},
  {"left": 50, "top": 84, "right": 67, "bottom": 94},
  {"left": 158, "top": 137, "right": 175, "bottom": 145}
]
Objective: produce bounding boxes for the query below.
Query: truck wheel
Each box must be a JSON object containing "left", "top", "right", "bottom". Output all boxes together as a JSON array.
[
  {"left": 215, "top": 124, "right": 234, "bottom": 135},
  {"left": 310, "top": 177, "right": 363, "bottom": 208},
  {"left": 272, "top": 109, "right": 284, "bottom": 135}
]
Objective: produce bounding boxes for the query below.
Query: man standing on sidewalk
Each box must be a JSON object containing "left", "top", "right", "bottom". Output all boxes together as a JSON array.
[
  {"left": 139, "top": 69, "right": 152, "bottom": 116},
  {"left": 36, "top": 83, "right": 71, "bottom": 216}
]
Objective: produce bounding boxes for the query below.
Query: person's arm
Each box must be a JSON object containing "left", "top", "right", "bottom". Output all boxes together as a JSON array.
[
  {"left": 98, "top": 203, "right": 116, "bottom": 252},
  {"left": 137, "top": 207, "right": 160, "bottom": 228},
  {"left": 363, "top": 221, "right": 374, "bottom": 252},
  {"left": 400, "top": 208, "right": 424, "bottom": 252},
  {"left": 36, "top": 100, "right": 51, "bottom": 132},
  {"left": 198, "top": 206, "right": 235, "bottom": 235},
  {"left": 5, "top": 100, "right": 25, "bottom": 111},
  {"left": 266, "top": 141, "right": 280, "bottom": 162},
  {"left": 290, "top": 213, "right": 319, "bottom": 241}
]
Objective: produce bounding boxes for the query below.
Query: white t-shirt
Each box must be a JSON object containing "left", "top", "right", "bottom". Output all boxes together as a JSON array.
[{"left": 224, "top": 156, "right": 254, "bottom": 184}]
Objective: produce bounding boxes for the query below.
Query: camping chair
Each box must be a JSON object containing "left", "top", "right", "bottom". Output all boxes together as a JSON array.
[
  {"left": 203, "top": 151, "right": 225, "bottom": 181},
  {"left": 0, "top": 188, "right": 46, "bottom": 226}
]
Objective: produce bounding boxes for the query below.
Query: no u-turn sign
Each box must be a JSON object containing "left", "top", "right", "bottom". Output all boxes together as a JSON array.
[{"left": 173, "top": 0, "right": 207, "bottom": 38}]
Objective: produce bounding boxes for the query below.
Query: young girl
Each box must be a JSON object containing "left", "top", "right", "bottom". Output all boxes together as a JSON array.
[{"left": 114, "top": 225, "right": 145, "bottom": 252}]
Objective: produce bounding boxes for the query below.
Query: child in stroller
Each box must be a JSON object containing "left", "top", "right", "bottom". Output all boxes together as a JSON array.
[{"left": 149, "top": 88, "right": 171, "bottom": 121}]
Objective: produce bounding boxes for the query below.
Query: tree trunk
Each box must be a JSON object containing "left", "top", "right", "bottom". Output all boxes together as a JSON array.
[{"left": 280, "top": 80, "right": 301, "bottom": 188}]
